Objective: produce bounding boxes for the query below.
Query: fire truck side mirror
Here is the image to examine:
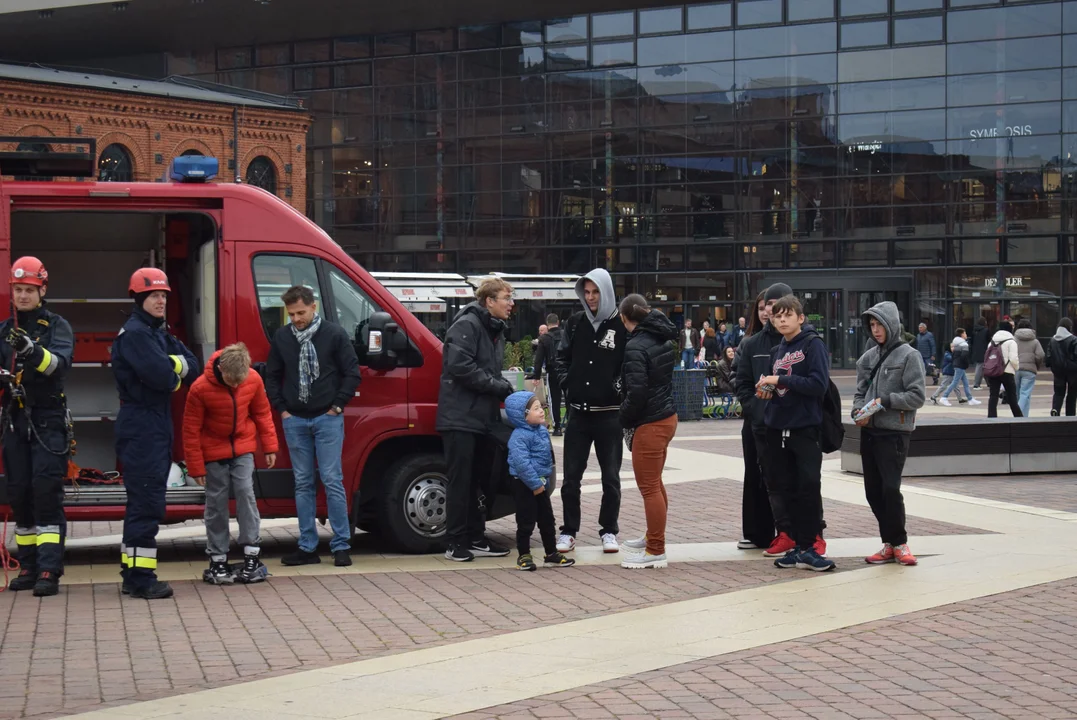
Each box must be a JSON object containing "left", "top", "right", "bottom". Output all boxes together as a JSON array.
[{"left": 363, "top": 311, "right": 399, "bottom": 371}]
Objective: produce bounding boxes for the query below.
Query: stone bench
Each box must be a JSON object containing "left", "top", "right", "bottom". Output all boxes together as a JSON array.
[{"left": 840, "top": 418, "right": 1077, "bottom": 477}]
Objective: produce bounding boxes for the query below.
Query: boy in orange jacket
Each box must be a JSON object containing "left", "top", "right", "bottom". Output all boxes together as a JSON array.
[{"left": 183, "top": 343, "right": 279, "bottom": 584}]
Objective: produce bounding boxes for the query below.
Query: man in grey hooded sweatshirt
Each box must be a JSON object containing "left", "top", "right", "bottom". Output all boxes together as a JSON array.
[
  {"left": 852, "top": 301, "right": 926, "bottom": 567},
  {"left": 553, "top": 268, "right": 627, "bottom": 554}
]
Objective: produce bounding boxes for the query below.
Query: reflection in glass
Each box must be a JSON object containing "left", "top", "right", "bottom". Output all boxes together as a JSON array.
[
  {"left": 838, "top": 46, "right": 946, "bottom": 83},
  {"left": 841, "top": 21, "right": 888, "bottom": 49},
  {"left": 734, "top": 22, "right": 836, "bottom": 58},
  {"left": 687, "top": 3, "right": 732, "bottom": 30},
  {"left": 736, "top": 0, "right": 782, "bottom": 27},
  {"left": 947, "top": 37, "right": 1061, "bottom": 76},
  {"left": 593, "top": 11, "right": 634, "bottom": 38},
  {"left": 839, "top": 77, "right": 946, "bottom": 115},
  {"left": 947, "top": 70, "right": 1061, "bottom": 108},
  {"left": 947, "top": 4, "right": 1061, "bottom": 44},
  {"left": 893, "top": 15, "right": 943, "bottom": 46},
  {"left": 840, "top": 0, "right": 886, "bottom": 16},
  {"left": 894, "top": 0, "right": 941, "bottom": 10},
  {"left": 639, "top": 7, "right": 683, "bottom": 34},
  {"left": 947, "top": 102, "right": 1062, "bottom": 140},
  {"left": 546, "top": 16, "right": 588, "bottom": 43},
  {"left": 788, "top": 0, "right": 833, "bottom": 22}
]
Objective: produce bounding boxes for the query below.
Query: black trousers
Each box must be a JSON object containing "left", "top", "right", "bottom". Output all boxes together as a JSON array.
[
  {"left": 861, "top": 429, "right": 911, "bottom": 546},
  {"left": 442, "top": 430, "right": 492, "bottom": 549},
  {"left": 512, "top": 480, "right": 557, "bottom": 556},
  {"left": 765, "top": 426, "right": 823, "bottom": 549},
  {"left": 741, "top": 422, "right": 775, "bottom": 547},
  {"left": 560, "top": 409, "right": 622, "bottom": 537},
  {"left": 987, "top": 374, "right": 1023, "bottom": 418},
  {"left": 2, "top": 410, "right": 68, "bottom": 576},
  {"left": 1052, "top": 373, "right": 1077, "bottom": 416},
  {"left": 548, "top": 377, "right": 563, "bottom": 430}
]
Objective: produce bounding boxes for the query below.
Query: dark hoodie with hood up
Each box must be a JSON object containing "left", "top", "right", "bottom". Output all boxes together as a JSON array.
[
  {"left": 619, "top": 309, "right": 677, "bottom": 429},
  {"left": 851, "top": 301, "right": 926, "bottom": 433},
  {"left": 763, "top": 324, "right": 830, "bottom": 431},
  {"left": 436, "top": 301, "right": 514, "bottom": 435},
  {"left": 555, "top": 268, "right": 626, "bottom": 411}
]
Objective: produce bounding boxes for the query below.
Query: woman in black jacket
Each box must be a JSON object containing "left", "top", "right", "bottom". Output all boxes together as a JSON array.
[
  {"left": 617, "top": 294, "right": 677, "bottom": 570},
  {"left": 715, "top": 346, "right": 736, "bottom": 394},
  {"left": 970, "top": 316, "right": 990, "bottom": 389}
]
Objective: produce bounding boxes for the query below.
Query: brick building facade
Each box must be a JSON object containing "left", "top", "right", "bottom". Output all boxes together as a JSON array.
[{"left": 0, "top": 65, "right": 309, "bottom": 211}]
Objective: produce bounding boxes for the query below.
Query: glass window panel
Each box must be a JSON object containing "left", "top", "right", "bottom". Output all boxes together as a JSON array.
[
  {"left": 841, "top": 21, "right": 888, "bottom": 49},
  {"left": 1066, "top": 35, "right": 1077, "bottom": 67},
  {"left": 1067, "top": 68, "right": 1077, "bottom": 99},
  {"left": 1007, "top": 237, "right": 1059, "bottom": 264},
  {"left": 894, "top": 239, "right": 944, "bottom": 266},
  {"left": 593, "top": 41, "right": 635, "bottom": 67},
  {"left": 639, "top": 35, "right": 688, "bottom": 65},
  {"left": 739, "top": 243, "right": 784, "bottom": 268},
  {"left": 735, "top": 22, "right": 836, "bottom": 58},
  {"left": 949, "top": 135, "right": 1059, "bottom": 172},
  {"left": 841, "top": 240, "right": 888, "bottom": 266},
  {"left": 458, "top": 26, "right": 499, "bottom": 50},
  {"left": 593, "top": 11, "right": 635, "bottom": 37},
  {"left": 948, "top": 102, "right": 1061, "bottom": 139},
  {"left": 840, "top": 0, "right": 886, "bottom": 16},
  {"left": 789, "top": 0, "right": 833, "bottom": 22},
  {"left": 736, "top": 53, "right": 836, "bottom": 88},
  {"left": 639, "top": 32, "right": 734, "bottom": 65},
  {"left": 687, "top": 31, "right": 736, "bottom": 61},
  {"left": 294, "top": 66, "right": 331, "bottom": 91},
  {"left": 788, "top": 242, "right": 836, "bottom": 268},
  {"left": 503, "top": 21, "right": 544, "bottom": 45},
  {"left": 547, "top": 16, "right": 588, "bottom": 43},
  {"left": 951, "top": 0, "right": 999, "bottom": 5},
  {"left": 639, "top": 7, "right": 684, "bottom": 34},
  {"left": 894, "top": 15, "right": 943, "bottom": 45},
  {"left": 839, "top": 109, "right": 946, "bottom": 143},
  {"left": 737, "top": 0, "right": 782, "bottom": 26},
  {"left": 947, "top": 37, "right": 1061, "bottom": 75},
  {"left": 947, "top": 4, "right": 1062, "bottom": 44},
  {"left": 839, "top": 77, "right": 946, "bottom": 114},
  {"left": 947, "top": 70, "right": 1060, "bottom": 108},
  {"left": 687, "top": 2, "right": 732, "bottom": 29},
  {"left": 334, "top": 62, "right": 372, "bottom": 88},
  {"left": 894, "top": 0, "right": 941, "bottom": 10},
  {"left": 546, "top": 45, "right": 588, "bottom": 71},
  {"left": 255, "top": 44, "right": 290, "bottom": 66},
  {"left": 376, "top": 34, "right": 413, "bottom": 56},
  {"left": 838, "top": 45, "right": 946, "bottom": 82},
  {"left": 415, "top": 29, "right": 454, "bottom": 54},
  {"left": 295, "top": 41, "right": 331, "bottom": 63},
  {"left": 949, "top": 239, "right": 999, "bottom": 265},
  {"left": 218, "top": 47, "right": 252, "bottom": 70}
]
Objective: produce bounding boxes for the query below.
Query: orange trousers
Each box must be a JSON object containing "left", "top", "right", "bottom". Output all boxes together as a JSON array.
[{"left": 631, "top": 414, "right": 678, "bottom": 555}]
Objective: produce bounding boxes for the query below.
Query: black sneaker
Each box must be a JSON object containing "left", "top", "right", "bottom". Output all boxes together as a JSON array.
[
  {"left": 470, "top": 537, "right": 510, "bottom": 558},
  {"left": 130, "top": 581, "right": 174, "bottom": 600},
  {"left": 32, "top": 571, "right": 59, "bottom": 597},
  {"left": 543, "top": 552, "right": 575, "bottom": 568},
  {"left": 333, "top": 550, "right": 352, "bottom": 567},
  {"left": 552, "top": 428, "right": 563, "bottom": 437},
  {"left": 444, "top": 545, "right": 474, "bottom": 562},
  {"left": 202, "top": 560, "right": 235, "bottom": 586},
  {"left": 7, "top": 568, "right": 36, "bottom": 592},
  {"left": 958, "top": 398, "right": 968, "bottom": 404},
  {"left": 281, "top": 549, "right": 321, "bottom": 566},
  {"left": 236, "top": 555, "right": 269, "bottom": 584},
  {"left": 516, "top": 553, "right": 537, "bottom": 571}
]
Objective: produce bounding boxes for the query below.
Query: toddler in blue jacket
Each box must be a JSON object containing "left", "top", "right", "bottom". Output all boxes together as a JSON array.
[{"left": 506, "top": 391, "right": 575, "bottom": 571}]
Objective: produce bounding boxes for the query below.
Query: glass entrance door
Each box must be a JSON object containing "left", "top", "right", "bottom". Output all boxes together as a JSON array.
[
  {"left": 1005, "top": 300, "right": 1060, "bottom": 342},
  {"left": 800, "top": 290, "right": 841, "bottom": 367},
  {"left": 843, "top": 290, "right": 913, "bottom": 368}
]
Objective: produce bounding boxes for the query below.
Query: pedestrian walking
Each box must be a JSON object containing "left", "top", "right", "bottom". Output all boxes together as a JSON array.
[
  {"left": 937, "top": 329, "right": 979, "bottom": 406},
  {"left": 734, "top": 285, "right": 798, "bottom": 556},
  {"left": 755, "top": 295, "right": 834, "bottom": 572},
  {"left": 0, "top": 257, "right": 74, "bottom": 596},
  {"left": 183, "top": 343, "right": 278, "bottom": 585},
  {"left": 112, "top": 268, "right": 199, "bottom": 599},
  {"left": 616, "top": 295, "right": 678, "bottom": 570},
  {"left": 265, "top": 284, "right": 361, "bottom": 568},
  {"left": 984, "top": 321, "right": 1022, "bottom": 418},
  {"left": 554, "top": 268, "right": 627, "bottom": 554},
  {"left": 852, "top": 301, "right": 926, "bottom": 567},
  {"left": 505, "top": 391, "right": 574, "bottom": 571},
  {"left": 916, "top": 323, "right": 937, "bottom": 383},
  {"left": 435, "top": 278, "right": 515, "bottom": 562},
  {"left": 701, "top": 320, "right": 721, "bottom": 362},
  {"left": 679, "top": 318, "right": 701, "bottom": 369},
  {"left": 731, "top": 317, "right": 747, "bottom": 348},
  {"left": 1013, "top": 319, "right": 1045, "bottom": 417},
  {"left": 528, "top": 313, "right": 563, "bottom": 435},
  {"left": 1049, "top": 318, "right": 1077, "bottom": 416},
  {"left": 734, "top": 292, "right": 775, "bottom": 551},
  {"left": 971, "top": 317, "right": 990, "bottom": 389}
]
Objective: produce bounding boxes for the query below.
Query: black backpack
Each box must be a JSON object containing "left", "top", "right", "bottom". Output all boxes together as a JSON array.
[{"left": 820, "top": 379, "right": 845, "bottom": 454}]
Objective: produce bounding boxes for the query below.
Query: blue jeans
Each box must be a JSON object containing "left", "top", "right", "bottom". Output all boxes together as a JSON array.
[
  {"left": 283, "top": 413, "right": 351, "bottom": 553},
  {"left": 681, "top": 349, "right": 696, "bottom": 369},
  {"left": 943, "top": 368, "right": 971, "bottom": 400},
  {"left": 1016, "top": 370, "right": 1036, "bottom": 418}
]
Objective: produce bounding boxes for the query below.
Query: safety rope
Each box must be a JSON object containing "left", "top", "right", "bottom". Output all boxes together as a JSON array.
[{"left": 0, "top": 511, "right": 19, "bottom": 593}]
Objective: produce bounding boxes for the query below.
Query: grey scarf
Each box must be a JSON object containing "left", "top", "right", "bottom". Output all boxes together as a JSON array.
[{"left": 291, "top": 313, "right": 322, "bottom": 404}]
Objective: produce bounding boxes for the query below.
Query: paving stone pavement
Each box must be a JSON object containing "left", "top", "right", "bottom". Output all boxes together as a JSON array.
[
  {"left": 909, "top": 475, "right": 1077, "bottom": 514},
  {"left": 0, "top": 562, "right": 792, "bottom": 720},
  {"left": 450, "top": 577, "right": 1077, "bottom": 720}
]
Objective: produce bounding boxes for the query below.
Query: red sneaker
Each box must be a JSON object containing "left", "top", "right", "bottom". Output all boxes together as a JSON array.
[
  {"left": 865, "top": 543, "right": 895, "bottom": 564},
  {"left": 761, "top": 532, "right": 796, "bottom": 558},
  {"left": 813, "top": 535, "right": 827, "bottom": 557},
  {"left": 893, "top": 544, "right": 917, "bottom": 566}
]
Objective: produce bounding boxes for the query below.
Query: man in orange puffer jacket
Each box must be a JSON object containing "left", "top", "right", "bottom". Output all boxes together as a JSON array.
[{"left": 183, "top": 343, "right": 278, "bottom": 585}]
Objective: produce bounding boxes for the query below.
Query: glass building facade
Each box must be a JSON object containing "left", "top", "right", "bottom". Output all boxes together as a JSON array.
[{"left": 164, "top": 0, "right": 1077, "bottom": 365}]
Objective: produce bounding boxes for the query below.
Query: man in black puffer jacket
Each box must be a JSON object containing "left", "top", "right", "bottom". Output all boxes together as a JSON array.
[
  {"left": 436, "top": 278, "right": 516, "bottom": 562},
  {"left": 733, "top": 283, "right": 792, "bottom": 554}
]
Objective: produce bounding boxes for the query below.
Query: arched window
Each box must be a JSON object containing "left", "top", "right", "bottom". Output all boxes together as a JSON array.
[
  {"left": 245, "top": 156, "right": 278, "bottom": 194},
  {"left": 98, "top": 143, "right": 133, "bottom": 182},
  {"left": 15, "top": 142, "right": 51, "bottom": 182},
  {"left": 180, "top": 149, "right": 204, "bottom": 157}
]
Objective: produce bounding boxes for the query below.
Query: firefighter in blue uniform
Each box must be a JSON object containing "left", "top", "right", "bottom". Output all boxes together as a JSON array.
[
  {"left": 111, "top": 267, "right": 198, "bottom": 600},
  {"left": 0, "top": 256, "right": 74, "bottom": 597}
]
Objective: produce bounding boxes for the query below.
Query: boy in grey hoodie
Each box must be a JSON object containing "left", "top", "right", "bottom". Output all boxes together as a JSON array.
[{"left": 852, "top": 301, "right": 926, "bottom": 566}]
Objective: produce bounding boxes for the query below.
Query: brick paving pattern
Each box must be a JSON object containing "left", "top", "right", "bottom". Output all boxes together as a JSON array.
[
  {"left": 452, "top": 577, "right": 1077, "bottom": 720},
  {"left": 0, "top": 562, "right": 791, "bottom": 720},
  {"left": 909, "top": 475, "right": 1077, "bottom": 514}
]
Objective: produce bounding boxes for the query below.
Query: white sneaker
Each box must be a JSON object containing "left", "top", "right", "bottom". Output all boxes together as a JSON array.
[
  {"left": 601, "top": 533, "right": 619, "bottom": 553},
  {"left": 555, "top": 534, "right": 575, "bottom": 553},
  {"left": 938, "top": 398, "right": 952, "bottom": 406},
  {"left": 621, "top": 552, "right": 668, "bottom": 569},
  {"left": 968, "top": 398, "right": 982, "bottom": 405},
  {"left": 622, "top": 535, "right": 647, "bottom": 550}
]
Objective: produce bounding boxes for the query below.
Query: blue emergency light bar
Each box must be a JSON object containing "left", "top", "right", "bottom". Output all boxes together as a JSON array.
[{"left": 169, "top": 156, "right": 219, "bottom": 183}]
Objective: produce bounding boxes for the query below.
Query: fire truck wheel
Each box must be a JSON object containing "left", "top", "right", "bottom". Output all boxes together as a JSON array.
[{"left": 381, "top": 453, "right": 449, "bottom": 554}]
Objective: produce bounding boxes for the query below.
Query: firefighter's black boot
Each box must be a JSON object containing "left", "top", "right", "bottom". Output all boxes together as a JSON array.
[
  {"left": 32, "top": 571, "right": 60, "bottom": 597},
  {"left": 7, "top": 568, "right": 37, "bottom": 592},
  {"left": 129, "top": 580, "right": 174, "bottom": 600}
]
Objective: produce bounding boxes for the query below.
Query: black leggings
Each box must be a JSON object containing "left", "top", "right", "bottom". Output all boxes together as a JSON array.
[{"left": 987, "top": 374, "right": 1022, "bottom": 418}]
